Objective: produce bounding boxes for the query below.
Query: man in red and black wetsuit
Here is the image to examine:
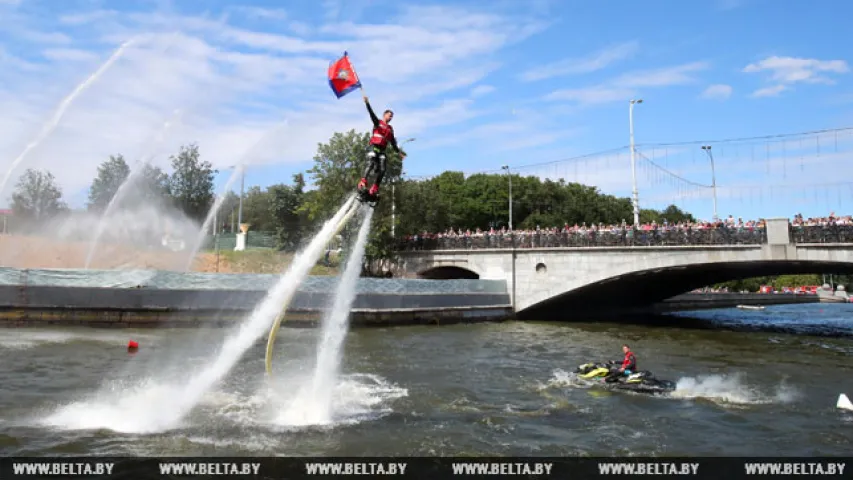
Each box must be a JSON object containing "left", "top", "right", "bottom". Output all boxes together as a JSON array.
[
  {"left": 605, "top": 344, "right": 636, "bottom": 383},
  {"left": 358, "top": 94, "right": 406, "bottom": 197},
  {"left": 618, "top": 344, "right": 636, "bottom": 375}
]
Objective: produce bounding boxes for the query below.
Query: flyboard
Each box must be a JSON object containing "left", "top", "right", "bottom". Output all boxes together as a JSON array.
[
  {"left": 838, "top": 393, "right": 853, "bottom": 411},
  {"left": 264, "top": 198, "right": 362, "bottom": 376}
]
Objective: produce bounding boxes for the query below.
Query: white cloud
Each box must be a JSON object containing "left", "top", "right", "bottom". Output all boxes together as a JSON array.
[
  {"left": 751, "top": 85, "right": 786, "bottom": 98},
  {"left": 229, "top": 6, "right": 288, "bottom": 21},
  {"left": 42, "top": 48, "right": 100, "bottom": 62},
  {"left": 700, "top": 84, "right": 732, "bottom": 99},
  {"left": 545, "top": 61, "right": 708, "bottom": 106},
  {"left": 520, "top": 41, "right": 638, "bottom": 81},
  {"left": 0, "top": 3, "right": 547, "bottom": 206},
  {"left": 545, "top": 86, "right": 635, "bottom": 105},
  {"left": 59, "top": 10, "right": 119, "bottom": 25},
  {"left": 613, "top": 61, "right": 709, "bottom": 88},
  {"left": 470, "top": 85, "right": 496, "bottom": 97},
  {"left": 744, "top": 55, "right": 849, "bottom": 97}
]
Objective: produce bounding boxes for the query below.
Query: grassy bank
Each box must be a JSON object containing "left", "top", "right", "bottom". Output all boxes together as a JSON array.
[{"left": 192, "top": 248, "right": 341, "bottom": 275}]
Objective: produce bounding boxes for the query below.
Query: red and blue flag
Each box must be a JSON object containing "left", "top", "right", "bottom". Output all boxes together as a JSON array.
[{"left": 328, "top": 51, "right": 362, "bottom": 98}]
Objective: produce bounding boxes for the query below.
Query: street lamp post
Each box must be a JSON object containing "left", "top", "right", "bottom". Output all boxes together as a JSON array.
[
  {"left": 237, "top": 164, "right": 245, "bottom": 226},
  {"left": 701, "top": 145, "right": 719, "bottom": 221},
  {"left": 501, "top": 165, "right": 512, "bottom": 231},
  {"left": 629, "top": 98, "right": 643, "bottom": 226},
  {"left": 391, "top": 138, "right": 415, "bottom": 240}
]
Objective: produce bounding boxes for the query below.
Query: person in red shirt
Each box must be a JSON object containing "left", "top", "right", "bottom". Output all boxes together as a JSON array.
[
  {"left": 605, "top": 344, "right": 637, "bottom": 383},
  {"left": 358, "top": 94, "right": 406, "bottom": 197},
  {"left": 618, "top": 344, "right": 636, "bottom": 375}
]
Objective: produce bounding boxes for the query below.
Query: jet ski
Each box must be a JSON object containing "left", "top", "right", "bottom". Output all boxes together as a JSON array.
[{"left": 575, "top": 361, "right": 676, "bottom": 395}]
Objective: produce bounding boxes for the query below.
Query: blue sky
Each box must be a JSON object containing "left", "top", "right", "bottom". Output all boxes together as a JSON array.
[{"left": 0, "top": 0, "right": 851, "bottom": 223}]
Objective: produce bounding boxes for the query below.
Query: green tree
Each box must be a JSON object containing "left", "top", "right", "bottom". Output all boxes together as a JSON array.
[
  {"left": 167, "top": 144, "right": 216, "bottom": 222},
  {"left": 135, "top": 163, "right": 171, "bottom": 205},
  {"left": 87, "top": 154, "right": 130, "bottom": 212},
  {"left": 640, "top": 205, "right": 696, "bottom": 225},
  {"left": 302, "top": 130, "right": 372, "bottom": 222},
  {"left": 269, "top": 173, "right": 307, "bottom": 250},
  {"left": 240, "top": 186, "right": 275, "bottom": 231},
  {"left": 303, "top": 129, "right": 404, "bottom": 274},
  {"left": 11, "top": 168, "right": 68, "bottom": 223}
]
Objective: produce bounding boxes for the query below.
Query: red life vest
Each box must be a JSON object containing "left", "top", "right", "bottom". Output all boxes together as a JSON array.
[
  {"left": 370, "top": 120, "right": 394, "bottom": 148},
  {"left": 621, "top": 351, "right": 636, "bottom": 370}
]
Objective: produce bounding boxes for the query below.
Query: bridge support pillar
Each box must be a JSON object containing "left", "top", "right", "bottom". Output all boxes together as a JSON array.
[{"left": 765, "top": 218, "right": 791, "bottom": 245}]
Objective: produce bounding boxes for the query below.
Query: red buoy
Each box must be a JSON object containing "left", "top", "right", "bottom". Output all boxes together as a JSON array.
[{"left": 128, "top": 340, "right": 139, "bottom": 350}]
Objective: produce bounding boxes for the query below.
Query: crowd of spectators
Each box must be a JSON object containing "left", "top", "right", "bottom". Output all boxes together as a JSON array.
[{"left": 397, "top": 212, "right": 853, "bottom": 251}]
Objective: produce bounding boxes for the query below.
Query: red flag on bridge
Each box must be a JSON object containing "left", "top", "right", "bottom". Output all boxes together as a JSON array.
[{"left": 328, "top": 51, "right": 362, "bottom": 98}]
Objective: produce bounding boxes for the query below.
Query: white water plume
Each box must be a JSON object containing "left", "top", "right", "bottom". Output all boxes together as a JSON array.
[
  {"left": 84, "top": 109, "right": 186, "bottom": 268},
  {"left": 545, "top": 369, "right": 799, "bottom": 406},
  {"left": 41, "top": 196, "right": 356, "bottom": 433},
  {"left": 0, "top": 37, "right": 141, "bottom": 201},
  {"left": 279, "top": 206, "right": 373, "bottom": 426},
  {"left": 670, "top": 373, "right": 800, "bottom": 405}
]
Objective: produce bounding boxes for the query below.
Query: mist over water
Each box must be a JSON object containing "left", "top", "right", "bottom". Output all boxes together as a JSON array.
[{"left": 0, "top": 202, "right": 198, "bottom": 269}]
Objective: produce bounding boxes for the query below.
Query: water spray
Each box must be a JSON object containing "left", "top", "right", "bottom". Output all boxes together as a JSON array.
[
  {"left": 84, "top": 109, "right": 185, "bottom": 268},
  {"left": 0, "top": 37, "right": 141, "bottom": 201},
  {"left": 264, "top": 200, "right": 362, "bottom": 376}
]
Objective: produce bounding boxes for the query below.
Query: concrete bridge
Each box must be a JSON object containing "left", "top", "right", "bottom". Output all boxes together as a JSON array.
[{"left": 396, "top": 220, "right": 853, "bottom": 318}]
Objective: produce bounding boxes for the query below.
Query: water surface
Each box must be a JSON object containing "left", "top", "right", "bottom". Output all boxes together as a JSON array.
[{"left": 1, "top": 303, "right": 851, "bottom": 456}]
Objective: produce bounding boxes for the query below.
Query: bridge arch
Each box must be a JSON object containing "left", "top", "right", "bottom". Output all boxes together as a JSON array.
[
  {"left": 417, "top": 265, "right": 480, "bottom": 280},
  {"left": 516, "top": 259, "right": 853, "bottom": 320}
]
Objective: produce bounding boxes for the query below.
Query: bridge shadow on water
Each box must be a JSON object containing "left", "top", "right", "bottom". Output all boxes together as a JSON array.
[{"left": 531, "top": 305, "right": 853, "bottom": 338}]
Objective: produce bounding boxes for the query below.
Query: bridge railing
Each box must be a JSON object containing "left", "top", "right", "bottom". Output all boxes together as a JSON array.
[
  {"left": 397, "top": 226, "right": 768, "bottom": 251},
  {"left": 791, "top": 224, "right": 853, "bottom": 243}
]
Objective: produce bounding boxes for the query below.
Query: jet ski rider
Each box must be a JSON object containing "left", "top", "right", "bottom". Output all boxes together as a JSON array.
[{"left": 612, "top": 344, "right": 636, "bottom": 376}]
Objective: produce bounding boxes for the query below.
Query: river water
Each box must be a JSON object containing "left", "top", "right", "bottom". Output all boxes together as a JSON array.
[{"left": 1, "top": 303, "right": 851, "bottom": 456}]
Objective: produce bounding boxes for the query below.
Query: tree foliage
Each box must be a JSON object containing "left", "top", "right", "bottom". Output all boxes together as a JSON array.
[
  {"left": 11, "top": 168, "right": 67, "bottom": 223},
  {"left": 167, "top": 144, "right": 216, "bottom": 222},
  {"left": 8, "top": 130, "right": 848, "bottom": 288},
  {"left": 716, "top": 274, "right": 852, "bottom": 292},
  {"left": 270, "top": 173, "right": 308, "bottom": 250},
  {"left": 87, "top": 155, "right": 130, "bottom": 212}
]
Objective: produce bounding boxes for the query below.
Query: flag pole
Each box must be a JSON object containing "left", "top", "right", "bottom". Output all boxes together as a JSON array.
[{"left": 345, "top": 51, "right": 366, "bottom": 98}]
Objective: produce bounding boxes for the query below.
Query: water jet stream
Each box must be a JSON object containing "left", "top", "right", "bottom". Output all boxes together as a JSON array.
[
  {"left": 301, "top": 206, "right": 374, "bottom": 424},
  {"left": 264, "top": 200, "right": 362, "bottom": 375},
  {"left": 0, "top": 37, "right": 140, "bottom": 200},
  {"left": 158, "top": 195, "right": 358, "bottom": 426},
  {"left": 40, "top": 196, "right": 357, "bottom": 433}
]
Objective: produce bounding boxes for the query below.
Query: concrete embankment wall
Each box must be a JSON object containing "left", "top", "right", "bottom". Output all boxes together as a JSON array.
[{"left": 0, "top": 286, "right": 512, "bottom": 327}]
